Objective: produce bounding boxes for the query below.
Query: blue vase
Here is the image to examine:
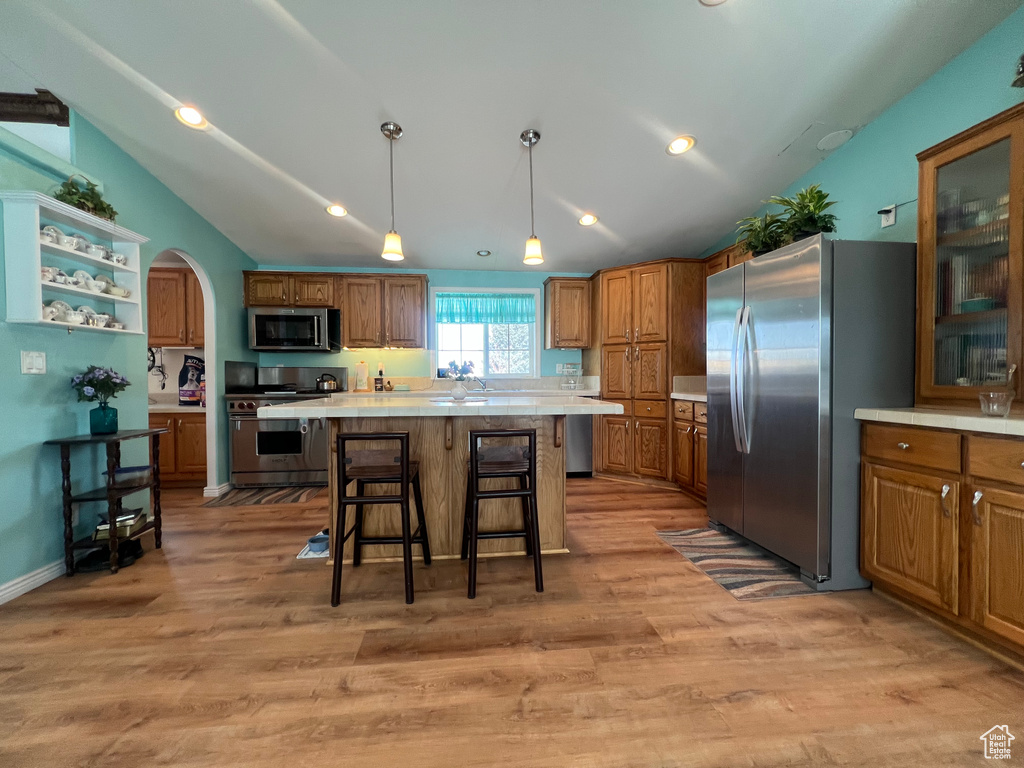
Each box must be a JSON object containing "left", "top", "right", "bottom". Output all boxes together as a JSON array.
[{"left": 90, "top": 402, "right": 118, "bottom": 435}]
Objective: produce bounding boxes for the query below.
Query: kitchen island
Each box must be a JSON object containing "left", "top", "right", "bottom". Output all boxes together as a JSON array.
[{"left": 257, "top": 395, "right": 624, "bottom": 561}]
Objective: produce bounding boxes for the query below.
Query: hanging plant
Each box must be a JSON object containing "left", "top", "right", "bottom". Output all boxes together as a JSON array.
[
  {"left": 52, "top": 174, "right": 118, "bottom": 222},
  {"left": 736, "top": 213, "right": 789, "bottom": 255},
  {"left": 767, "top": 183, "right": 837, "bottom": 239}
]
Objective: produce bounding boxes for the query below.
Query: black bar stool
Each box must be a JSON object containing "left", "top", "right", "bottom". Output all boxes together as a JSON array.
[
  {"left": 331, "top": 432, "right": 431, "bottom": 606},
  {"left": 460, "top": 428, "right": 542, "bottom": 599}
]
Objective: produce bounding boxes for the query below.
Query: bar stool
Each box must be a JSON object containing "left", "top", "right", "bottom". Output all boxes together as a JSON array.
[
  {"left": 331, "top": 432, "right": 431, "bottom": 606},
  {"left": 460, "top": 428, "right": 542, "bottom": 599}
]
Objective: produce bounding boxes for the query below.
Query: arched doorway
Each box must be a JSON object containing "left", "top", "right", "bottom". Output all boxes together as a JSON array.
[{"left": 146, "top": 249, "right": 219, "bottom": 493}]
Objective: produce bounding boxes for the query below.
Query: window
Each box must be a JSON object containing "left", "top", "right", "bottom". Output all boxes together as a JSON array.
[{"left": 434, "top": 290, "right": 539, "bottom": 378}]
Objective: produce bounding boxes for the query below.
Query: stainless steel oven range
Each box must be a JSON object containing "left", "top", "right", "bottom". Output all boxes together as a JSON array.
[{"left": 228, "top": 394, "right": 328, "bottom": 487}]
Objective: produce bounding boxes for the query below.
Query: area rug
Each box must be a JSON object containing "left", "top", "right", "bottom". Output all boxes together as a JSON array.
[
  {"left": 201, "top": 485, "right": 325, "bottom": 508},
  {"left": 656, "top": 528, "right": 817, "bottom": 600}
]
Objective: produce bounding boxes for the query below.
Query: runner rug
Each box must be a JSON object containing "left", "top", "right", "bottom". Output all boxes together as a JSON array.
[
  {"left": 202, "top": 486, "right": 325, "bottom": 507},
  {"left": 656, "top": 527, "right": 817, "bottom": 600}
]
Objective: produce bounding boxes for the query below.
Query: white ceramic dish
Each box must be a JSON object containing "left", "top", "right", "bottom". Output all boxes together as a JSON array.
[
  {"left": 56, "top": 233, "right": 77, "bottom": 248},
  {"left": 70, "top": 235, "right": 90, "bottom": 252},
  {"left": 42, "top": 305, "right": 59, "bottom": 321},
  {"left": 105, "top": 251, "right": 127, "bottom": 265},
  {"left": 41, "top": 266, "right": 59, "bottom": 281},
  {"left": 63, "top": 310, "right": 84, "bottom": 325},
  {"left": 40, "top": 226, "right": 62, "bottom": 244},
  {"left": 85, "top": 243, "right": 107, "bottom": 258},
  {"left": 108, "top": 321, "right": 124, "bottom": 330}
]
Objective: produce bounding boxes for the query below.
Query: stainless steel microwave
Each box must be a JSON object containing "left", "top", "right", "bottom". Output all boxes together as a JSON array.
[{"left": 248, "top": 307, "right": 342, "bottom": 352}]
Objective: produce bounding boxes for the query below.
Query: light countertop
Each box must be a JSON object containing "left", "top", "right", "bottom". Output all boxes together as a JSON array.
[
  {"left": 149, "top": 404, "right": 207, "bottom": 414},
  {"left": 671, "top": 391, "right": 707, "bottom": 403},
  {"left": 854, "top": 407, "right": 1024, "bottom": 437},
  {"left": 258, "top": 394, "right": 624, "bottom": 419},
  {"left": 345, "top": 388, "right": 601, "bottom": 398}
]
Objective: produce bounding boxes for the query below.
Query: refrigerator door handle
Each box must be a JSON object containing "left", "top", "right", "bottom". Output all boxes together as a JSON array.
[
  {"left": 736, "top": 305, "right": 752, "bottom": 454},
  {"left": 729, "top": 307, "right": 744, "bottom": 453}
]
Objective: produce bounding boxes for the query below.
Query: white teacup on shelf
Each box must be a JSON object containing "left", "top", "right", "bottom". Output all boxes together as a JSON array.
[
  {"left": 94, "top": 313, "right": 111, "bottom": 328},
  {"left": 40, "top": 226, "right": 62, "bottom": 244},
  {"left": 106, "top": 251, "right": 127, "bottom": 265},
  {"left": 63, "top": 310, "right": 85, "bottom": 325},
  {"left": 105, "top": 284, "right": 131, "bottom": 298},
  {"left": 56, "top": 232, "right": 77, "bottom": 248},
  {"left": 42, "top": 305, "right": 59, "bottom": 321},
  {"left": 108, "top": 321, "right": 124, "bottom": 330},
  {"left": 85, "top": 243, "right": 108, "bottom": 259},
  {"left": 41, "top": 266, "right": 59, "bottom": 282},
  {"left": 70, "top": 235, "right": 90, "bottom": 252}
]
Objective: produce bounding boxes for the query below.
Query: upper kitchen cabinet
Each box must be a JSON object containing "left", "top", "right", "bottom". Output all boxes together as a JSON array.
[
  {"left": 343, "top": 274, "right": 427, "bottom": 348},
  {"left": 544, "top": 277, "right": 591, "bottom": 349},
  {"left": 600, "top": 269, "right": 632, "bottom": 344},
  {"left": 147, "top": 267, "right": 203, "bottom": 347},
  {"left": 243, "top": 271, "right": 334, "bottom": 308},
  {"left": 917, "top": 103, "right": 1024, "bottom": 405},
  {"left": 383, "top": 276, "right": 426, "bottom": 348}
]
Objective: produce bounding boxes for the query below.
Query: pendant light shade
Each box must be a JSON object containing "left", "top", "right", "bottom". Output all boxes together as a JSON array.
[
  {"left": 380, "top": 121, "right": 404, "bottom": 262},
  {"left": 520, "top": 128, "right": 543, "bottom": 266},
  {"left": 381, "top": 231, "right": 404, "bottom": 261}
]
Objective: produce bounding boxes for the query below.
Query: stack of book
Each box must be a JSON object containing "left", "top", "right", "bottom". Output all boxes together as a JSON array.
[{"left": 93, "top": 509, "right": 147, "bottom": 541}]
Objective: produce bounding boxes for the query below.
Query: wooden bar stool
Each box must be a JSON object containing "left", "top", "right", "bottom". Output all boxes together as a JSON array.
[
  {"left": 460, "top": 428, "right": 542, "bottom": 599},
  {"left": 331, "top": 432, "right": 431, "bottom": 606}
]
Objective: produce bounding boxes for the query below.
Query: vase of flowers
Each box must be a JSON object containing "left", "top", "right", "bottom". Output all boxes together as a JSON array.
[
  {"left": 72, "top": 366, "right": 130, "bottom": 435},
  {"left": 445, "top": 360, "right": 476, "bottom": 401}
]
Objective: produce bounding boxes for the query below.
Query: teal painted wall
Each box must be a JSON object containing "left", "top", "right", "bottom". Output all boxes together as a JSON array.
[
  {"left": 257, "top": 266, "right": 591, "bottom": 377},
  {"left": 702, "top": 6, "right": 1024, "bottom": 256},
  {"left": 0, "top": 114, "right": 255, "bottom": 587}
]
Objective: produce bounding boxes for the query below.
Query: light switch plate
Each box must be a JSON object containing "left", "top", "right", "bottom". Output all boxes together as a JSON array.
[{"left": 21, "top": 351, "right": 46, "bottom": 374}]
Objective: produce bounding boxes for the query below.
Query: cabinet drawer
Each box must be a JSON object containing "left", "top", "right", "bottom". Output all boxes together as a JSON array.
[
  {"left": 694, "top": 402, "right": 708, "bottom": 424},
  {"left": 968, "top": 435, "right": 1024, "bottom": 486},
  {"left": 673, "top": 401, "right": 694, "bottom": 422},
  {"left": 606, "top": 399, "right": 631, "bottom": 417},
  {"left": 635, "top": 400, "right": 667, "bottom": 419},
  {"left": 862, "top": 423, "right": 961, "bottom": 473}
]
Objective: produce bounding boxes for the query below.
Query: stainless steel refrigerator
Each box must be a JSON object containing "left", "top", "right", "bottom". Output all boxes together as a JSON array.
[{"left": 706, "top": 235, "right": 916, "bottom": 591}]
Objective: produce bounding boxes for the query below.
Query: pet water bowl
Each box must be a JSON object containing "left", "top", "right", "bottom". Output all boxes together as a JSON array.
[{"left": 307, "top": 534, "right": 330, "bottom": 553}]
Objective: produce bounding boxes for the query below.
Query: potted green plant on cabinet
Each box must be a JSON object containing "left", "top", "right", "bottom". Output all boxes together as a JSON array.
[
  {"left": 52, "top": 175, "right": 118, "bottom": 222},
  {"left": 767, "top": 183, "right": 837, "bottom": 241},
  {"left": 736, "top": 212, "right": 789, "bottom": 255}
]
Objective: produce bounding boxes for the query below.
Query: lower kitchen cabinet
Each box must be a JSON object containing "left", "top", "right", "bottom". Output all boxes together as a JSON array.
[
  {"left": 634, "top": 418, "right": 668, "bottom": 478},
  {"left": 600, "top": 415, "right": 633, "bottom": 475},
  {"left": 860, "top": 421, "right": 1024, "bottom": 660},
  {"left": 673, "top": 421, "right": 694, "bottom": 487},
  {"left": 861, "top": 462, "right": 959, "bottom": 613},
  {"left": 695, "top": 425, "right": 708, "bottom": 494},
  {"left": 149, "top": 412, "right": 206, "bottom": 484},
  {"left": 670, "top": 399, "right": 705, "bottom": 500},
  {"left": 970, "top": 485, "right": 1024, "bottom": 647}
]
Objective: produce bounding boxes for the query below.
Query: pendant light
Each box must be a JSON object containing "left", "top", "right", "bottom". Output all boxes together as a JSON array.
[
  {"left": 380, "top": 121, "right": 404, "bottom": 261},
  {"left": 520, "top": 129, "right": 544, "bottom": 266}
]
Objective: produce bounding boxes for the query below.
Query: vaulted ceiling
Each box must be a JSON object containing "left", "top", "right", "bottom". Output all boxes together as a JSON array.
[{"left": 0, "top": 1, "right": 1019, "bottom": 271}]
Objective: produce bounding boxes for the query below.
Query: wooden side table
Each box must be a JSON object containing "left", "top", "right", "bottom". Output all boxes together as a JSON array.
[{"left": 45, "top": 428, "right": 169, "bottom": 575}]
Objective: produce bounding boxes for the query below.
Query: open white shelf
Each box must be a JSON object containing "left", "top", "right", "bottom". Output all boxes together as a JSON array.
[
  {"left": 39, "top": 239, "right": 136, "bottom": 275},
  {"left": 1, "top": 191, "right": 147, "bottom": 334},
  {"left": 41, "top": 280, "right": 135, "bottom": 304}
]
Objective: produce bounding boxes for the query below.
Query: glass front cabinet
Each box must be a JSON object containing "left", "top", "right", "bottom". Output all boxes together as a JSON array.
[{"left": 917, "top": 104, "right": 1024, "bottom": 405}]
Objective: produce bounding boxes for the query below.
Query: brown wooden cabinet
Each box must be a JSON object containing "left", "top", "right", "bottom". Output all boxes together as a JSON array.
[
  {"left": 705, "top": 242, "right": 750, "bottom": 280},
  {"left": 695, "top": 425, "right": 708, "bottom": 493},
  {"left": 383, "top": 276, "right": 426, "bottom": 348},
  {"left": 673, "top": 421, "right": 694, "bottom": 487},
  {"left": 861, "top": 462, "right": 959, "bottom": 613},
  {"left": 544, "top": 277, "right": 591, "bottom": 349},
  {"left": 148, "top": 411, "right": 206, "bottom": 485},
  {"left": 341, "top": 274, "right": 426, "bottom": 349},
  {"left": 860, "top": 421, "right": 1024, "bottom": 660},
  {"left": 244, "top": 271, "right": 334, "bottom": 308},
  {"left": 600, "top": 416, "right": 633, "bottom": 475},
  {"left": 916, "top": 103, "right": 1024, "bottom": 407},
  {"left": 969, "top": 485, "right": 1024, "bottom": 647},
  {"left": 148, "top": 268, "right": 203, "bottom": 348},
  {"left": 589, "top": 258, "right": 705, "bottom": 484}
]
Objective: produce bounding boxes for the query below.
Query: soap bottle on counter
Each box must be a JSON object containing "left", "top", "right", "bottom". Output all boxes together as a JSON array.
[
  {"left": 374, "top": 362, "right": 385, "bottom": 392},
  {"left": 355, "top": 361, "right": 369, "bottom": 391}
]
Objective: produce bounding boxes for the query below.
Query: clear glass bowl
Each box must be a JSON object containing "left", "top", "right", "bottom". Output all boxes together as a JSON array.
[{"left": 979, "top": 389, "right": 1015, "bottom": 417}]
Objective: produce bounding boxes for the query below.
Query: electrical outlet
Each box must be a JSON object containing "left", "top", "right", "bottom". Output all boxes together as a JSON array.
[
  {"left": 556, "top": 363, "right": 565, "bottom": 374},
  {"left": 20, "top": 351, "right": 46, "bottom": 374},
  {"left": 880, "top": 205, "right": 896, "bottom": 229}
]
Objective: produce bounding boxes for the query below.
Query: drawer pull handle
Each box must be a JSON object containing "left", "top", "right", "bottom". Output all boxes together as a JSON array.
[
  {"left": 971, "top": 491, "right": 983, "bottom": 527},
  {"left": 897, "top": 442, "right": 909, "bottom": 450},
  {"left": 939, "top": 484, "right": 951, "bottom": 518}
]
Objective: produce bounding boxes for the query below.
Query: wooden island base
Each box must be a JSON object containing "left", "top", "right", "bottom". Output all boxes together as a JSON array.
[{"left": 327, "top": 415, "right": 567, "bottom": 562}]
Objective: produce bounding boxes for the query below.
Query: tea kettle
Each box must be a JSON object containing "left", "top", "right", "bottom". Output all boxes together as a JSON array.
[{"left": 316, "top": 373, "right": 339, "bottom": 392}]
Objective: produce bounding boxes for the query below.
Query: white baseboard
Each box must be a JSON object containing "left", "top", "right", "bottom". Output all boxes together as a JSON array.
[
  {"left": 203, "top": 482, "right": 231, "bottom": 498},
  {"left": 0, "top": 560, "right": 64, "bottom": 606}
]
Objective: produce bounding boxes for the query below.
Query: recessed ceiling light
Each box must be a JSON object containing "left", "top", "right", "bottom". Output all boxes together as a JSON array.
[
  {"left": 325, "top": 204, "right": 348, "bottom": 217},
  {"left": 174, "top": 105, "right": 208, "bottom": 129},
  {"left": 476, "top": 250, "right": 491, "bottom": 257},
  {"left": 816, "top": 129, "right": 853, "bottom": 152},
  {"left": 666, "top": 135, "right": 696, "bottom": 155},
  {"left": 578, "top": 213, "right": 599, "bottom": 226}
]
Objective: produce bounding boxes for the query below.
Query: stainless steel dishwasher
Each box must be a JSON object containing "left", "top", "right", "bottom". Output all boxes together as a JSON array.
[{"left": 565, "top": 400, "right": 594, "bottom": 475}]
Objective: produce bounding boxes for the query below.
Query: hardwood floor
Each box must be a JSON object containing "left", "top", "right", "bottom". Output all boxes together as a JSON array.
[{"left": 1, "top": 478, "right": 1022, "bottom": 767}]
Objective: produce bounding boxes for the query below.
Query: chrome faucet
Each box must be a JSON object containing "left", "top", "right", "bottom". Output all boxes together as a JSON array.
[{"left": 474, "top": 378, "right": 488, "bottom": 391}]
